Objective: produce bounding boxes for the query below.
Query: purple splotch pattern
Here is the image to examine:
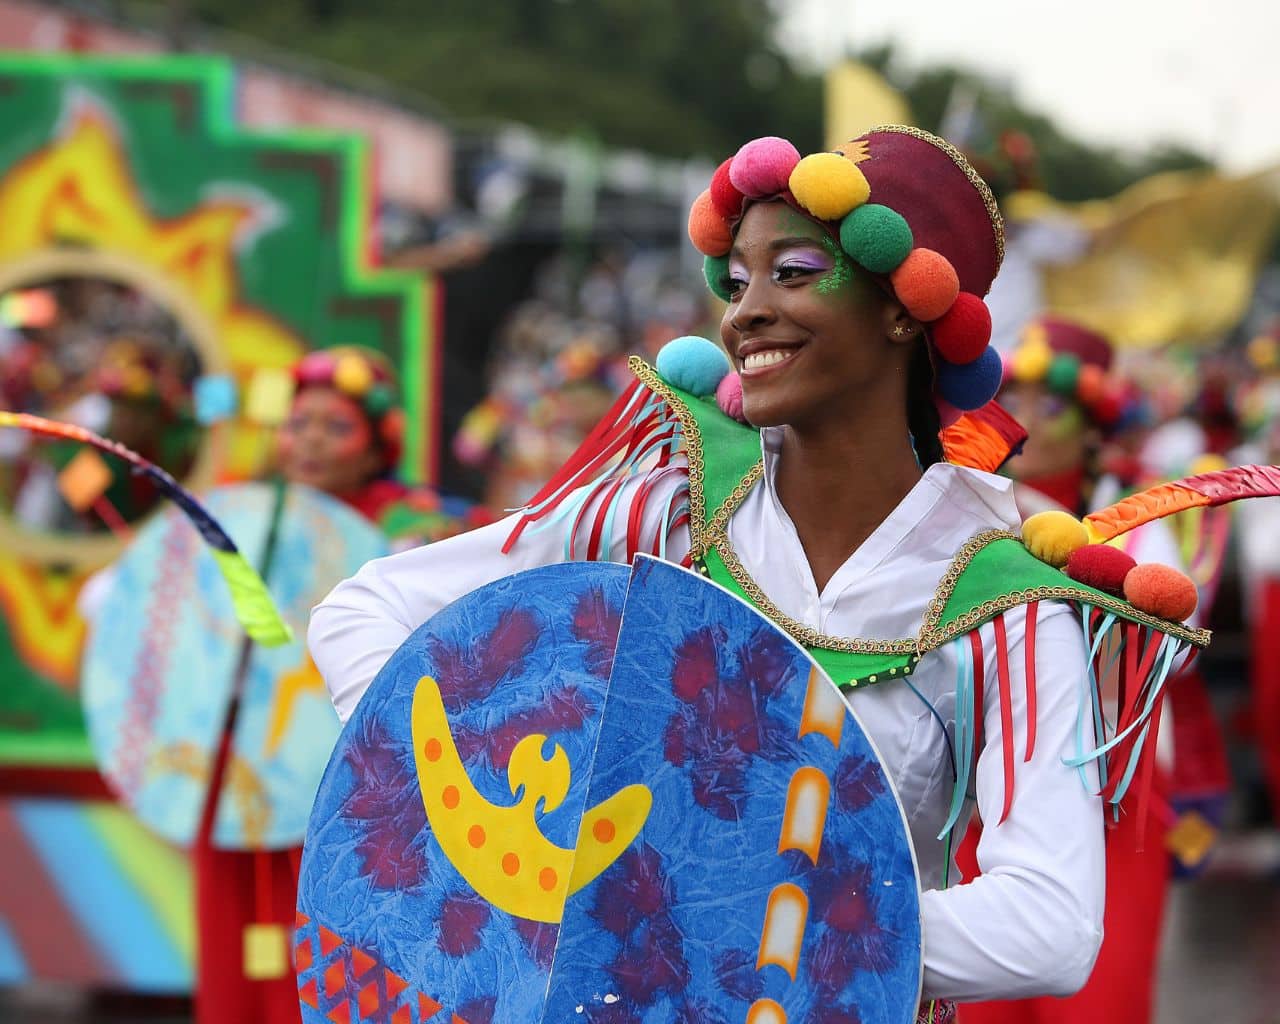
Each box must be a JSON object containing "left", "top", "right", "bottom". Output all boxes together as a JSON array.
[
  {"left": 544, "top": 557, "right": 922, "bottom": 1024},
  {"left": 297, "top": 563, "right": 629, "bottom": 1022}
]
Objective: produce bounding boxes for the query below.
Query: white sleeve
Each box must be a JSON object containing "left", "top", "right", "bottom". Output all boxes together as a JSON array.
[
  {"left": 920, "top": 602, "right": 1105, "bottom": 1002},
  {"left": 308, "top": 462, "right": 690, "bottom": 723}
]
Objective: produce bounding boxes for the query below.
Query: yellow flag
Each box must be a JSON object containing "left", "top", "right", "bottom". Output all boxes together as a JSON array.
[
  {"left": 1035, "top": 167, "right": 1280, "bottom": 348},
  {"left": 824, "top": 62, "right": 911, "bottom": 150}
]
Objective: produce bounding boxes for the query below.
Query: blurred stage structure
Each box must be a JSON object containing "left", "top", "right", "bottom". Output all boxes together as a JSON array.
[{"left": 0, "top": 50, "right": 436, "bottom": 992}]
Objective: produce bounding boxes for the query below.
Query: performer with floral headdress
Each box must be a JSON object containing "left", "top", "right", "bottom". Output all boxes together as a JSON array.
[
  {"left": 957, "top": 317, "right": 1213, "bottom": 1024},
  {"left": 310, "top": 129, "right": 1268, "bottom": 1017}
]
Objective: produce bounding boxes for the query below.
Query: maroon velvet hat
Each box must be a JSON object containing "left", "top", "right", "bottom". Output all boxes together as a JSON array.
[{"left": 688, "top": 126, "right": 1007, "bottom": 413}]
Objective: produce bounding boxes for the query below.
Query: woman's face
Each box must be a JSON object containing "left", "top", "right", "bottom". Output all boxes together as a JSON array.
[
  {"left": 1000, "top": 380, "right": 1093, "bottom": 480},
  {"left": 277, "top": 388, "right": 384, "bottom": 496},
  {"left": 719, "top": 202, "right": 901, "bottom": 429}
]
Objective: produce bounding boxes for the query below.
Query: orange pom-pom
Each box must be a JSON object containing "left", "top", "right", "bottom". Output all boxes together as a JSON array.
[
  {"left": 1065, "top": 544, "right": 1136, "bottom": 596},
  {"left": 688, "top": 189, "right": 732, "bottom": 256},
  {"left": 1123, "top": 563, "right": 1198, "bottom": 621},
  {"left": 890, "top": 248, "right": 960, "bottom": 322},
  {"left": 1076, "top": 363, "right": 1106, "bottom": 405}
]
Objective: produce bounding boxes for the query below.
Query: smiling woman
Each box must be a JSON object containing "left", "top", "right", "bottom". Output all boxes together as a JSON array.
[{"left": 306, "top": 128, "right": 1220, "bottom": 1019}]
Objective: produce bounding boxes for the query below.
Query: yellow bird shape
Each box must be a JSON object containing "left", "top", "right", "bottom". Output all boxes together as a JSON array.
[{"left": 411, "top": 675, "right": 652, "bottom": 923}]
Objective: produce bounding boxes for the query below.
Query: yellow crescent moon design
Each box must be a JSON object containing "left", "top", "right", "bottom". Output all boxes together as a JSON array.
[{"left": 411, "top": 675, "right": 651, "bottom": 923}]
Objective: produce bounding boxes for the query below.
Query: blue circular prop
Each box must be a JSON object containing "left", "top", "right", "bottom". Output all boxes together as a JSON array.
[
  {"left": 296, "top": 558, "right": 922, "bottom": 1023},
  {"left": 83, "top": 482, "right": 387, "bottom": 849}
]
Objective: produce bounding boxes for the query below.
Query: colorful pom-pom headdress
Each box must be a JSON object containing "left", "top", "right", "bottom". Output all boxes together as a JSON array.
[
  {"left": 1002, "top": 317, "right": 1134, "bottom": 431},
  {"left": 292, "top": 345, "right": 405, "bottom": 465},
  {"left": 689, "top": 127, "right": 1006, "bottom": 417}
]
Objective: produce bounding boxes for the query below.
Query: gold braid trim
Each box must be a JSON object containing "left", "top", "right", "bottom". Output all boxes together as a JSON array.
[
  {"left": 709, "top": 527, "right": 1210, "bottom": 656},
  {"left": 628, "top": 356, "right": 708, "bottom": 554},
  {"left": 869, "top": 124, "right": 1006, "bottom": 278},
  {"left": 628, "top": 356, "right": 765, "bottom": 562}
]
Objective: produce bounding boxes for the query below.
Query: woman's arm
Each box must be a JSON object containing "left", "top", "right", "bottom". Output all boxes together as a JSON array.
[
  {"left": 920, "top": 602, "right": 1105, "bottom": 1002},
  {"left": 308, "top": 464, "right": 690, "bottom": 723}
]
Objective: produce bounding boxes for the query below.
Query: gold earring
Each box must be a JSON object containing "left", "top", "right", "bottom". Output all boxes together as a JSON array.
[{"left": 892, "top": 324, "right": 910, "bottom": 339}]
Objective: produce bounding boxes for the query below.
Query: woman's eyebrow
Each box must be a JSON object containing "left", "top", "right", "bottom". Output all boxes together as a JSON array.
[
  {"left": 729, "top": 235, "right": 828, "bottom": 260},
  {"left": 768, "top": 235, "right": 826, "bottom": 252}
]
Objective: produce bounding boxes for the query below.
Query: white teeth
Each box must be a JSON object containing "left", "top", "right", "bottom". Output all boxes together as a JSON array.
[{"left": 743, "top": 349, "right": 793, "bottom": 370}]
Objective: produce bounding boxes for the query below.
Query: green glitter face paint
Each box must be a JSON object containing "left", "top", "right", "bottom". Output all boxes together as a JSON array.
[{"left": 816, "top": 233, "right": 855, "bottom": 295}]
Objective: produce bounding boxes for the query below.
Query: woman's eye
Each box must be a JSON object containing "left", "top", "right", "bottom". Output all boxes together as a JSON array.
[
  {"left": 775, "top": 263, "right": 818, "bottom": 282},
  {"left": 724, "top": 275, "right": 747, "bottom": 297}
]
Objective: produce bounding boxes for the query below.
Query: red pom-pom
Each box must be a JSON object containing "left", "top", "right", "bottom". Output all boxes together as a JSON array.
[
  {"left": 890, "top": 248, "right": 960, "bottom": 322},
  {"left": 709, "top": 157, "right": 744, "bottom": 219},
  {"left": 1123, "top": 563, "right": 1198, "bottom": 621},
  {"left": 929, "top": 292, "right": 991, "bottom": 365},
  {"left": 1065, "top": 544, "right": 1137, "bottom": 596},
  {"left": 688, "top": 190, "right": 732, "bottom": 256}
]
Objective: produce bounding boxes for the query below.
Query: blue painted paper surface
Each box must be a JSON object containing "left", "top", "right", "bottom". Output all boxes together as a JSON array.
[
  {"left": 83, "top": 482, "right": 386, "bottom": 849},
  {"left": 296, "top": 557, "right": 921, "bottom": 1023}
]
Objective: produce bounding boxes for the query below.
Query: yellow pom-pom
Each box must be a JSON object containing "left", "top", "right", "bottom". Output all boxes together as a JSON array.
[
  {"left": 788, "top": 153, "right": 870, "bottom": 221},
  {"left": 1189, "top": 453, "right": 1228, "bottom": 476},
  {"left": 333, "top": 353, "right": 374, "bottom": 396},
  {"left": 1010, "top": 337, "right": 1053, "bottom": 383},
  {"left": 1022, "top": 510, "right": 1089, "bottom": 567}
]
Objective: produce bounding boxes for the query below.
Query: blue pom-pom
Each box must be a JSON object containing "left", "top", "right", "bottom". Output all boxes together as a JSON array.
[
  {"left": 655, "top": 336, "right": 731, "bottom": 397},
  {"left": 936, "top": 346, "right": 1002, "bottom": 411}
]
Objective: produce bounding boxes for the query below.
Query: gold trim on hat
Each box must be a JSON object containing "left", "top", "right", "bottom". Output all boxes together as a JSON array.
[{"left": 867, "top": 124, "right": 1006, "bottom": 280}]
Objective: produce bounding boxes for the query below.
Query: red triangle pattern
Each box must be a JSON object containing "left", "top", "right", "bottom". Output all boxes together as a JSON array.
[
  {"left": 299, "top": 978, "right": 319, "bottom": 1009},
  {"left": 450, "top": 1016, "right": 470, "bottom": 1024},
  {"left": 295, "top": 938, "right": 313, "bottom": 974},
  {"left": 357, "top": 981, "right": 380, "bottom": 1019},
  {"left": 351, "top": 947, "right": 377, "bottom": 979},
  {"left": 419, "top": 993, "right": 443, "bottom": 1020},
  {"left": 391, "top": 1006, "right": 412, "bottom": 1024},
  {"left": 327, "top": 1000, "right": 352, "bottom": 1024},
  {"left": 384, "top": 969, "right": 408, "bottom": 1002},
  {"left": 319, "top": 926, "right": 343, "bottom": 956},
  {"left": 324, "top": 959, "right": 347, "bottom": 1000},
  {"left": 296, "top": 911, "right": 311, "bottom": 930}
]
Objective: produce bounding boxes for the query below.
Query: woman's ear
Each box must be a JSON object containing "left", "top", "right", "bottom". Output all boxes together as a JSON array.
[{"left": 883, "top": 301, "right": 920, "bottom": 345}]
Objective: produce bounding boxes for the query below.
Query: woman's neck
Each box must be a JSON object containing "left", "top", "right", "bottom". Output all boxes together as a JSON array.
[{"left": 773, "top": 407, "right": 923, "bottom": 594}]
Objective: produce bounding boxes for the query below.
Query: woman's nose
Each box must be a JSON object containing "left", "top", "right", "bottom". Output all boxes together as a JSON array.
[{"left": 729, "top": 277, "right": 778, "bottom": 334}]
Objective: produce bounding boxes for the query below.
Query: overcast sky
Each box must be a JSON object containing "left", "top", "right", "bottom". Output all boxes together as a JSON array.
[{"left": 776, "top": 0, "right": 1279, "bottom": 172}]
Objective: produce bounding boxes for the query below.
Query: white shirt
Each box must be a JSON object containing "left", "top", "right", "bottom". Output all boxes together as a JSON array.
[{"left": 309, "top": 429, "right": 1104, "bottom": 1003}]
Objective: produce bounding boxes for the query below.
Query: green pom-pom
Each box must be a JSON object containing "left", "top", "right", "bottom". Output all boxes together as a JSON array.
[
  {"left": 839, "top": 204, "right": 913, "bottom": 274},
  {"left": 1046, "top": 353, "right": 1081, "bottom": 397},
  {"left": 703, "top": 254, "right": 732, "bottom": 302},
  {"left": 364, "top": 384, "right": 395, "bottom": 417}
]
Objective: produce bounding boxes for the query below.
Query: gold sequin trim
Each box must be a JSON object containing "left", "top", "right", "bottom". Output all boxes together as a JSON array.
[
  {"left": 915, "top": 529, "right": 1211, "bottom": 649},
  {"left": 710, "top": 532, "right": 919, "bottom": 655},
  {"left": 868, "top": 124, "right": 1006, "bottom": 280},
  {"left": 629, "top": 356, "right": 710, "bottom": 553}
]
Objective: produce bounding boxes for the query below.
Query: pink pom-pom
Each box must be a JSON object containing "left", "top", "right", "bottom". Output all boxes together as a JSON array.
[
  {"left": 710, "top": 157, "right": 744, "bottom": 219},
  {"left": 1124, "top": 563, "right": 1198, "bottom": 621},
  {"left": 729, "top": 137, "right": 801, "bottom": 199},
  {"left": 716, "top": 371, "right": 746, "bottom": 422},
  {"left": 1065, "top": 544, "right": 1137, "bottom": 596},
  {"left": 934, "top": 396, "right": 964, "bottom": 429}
]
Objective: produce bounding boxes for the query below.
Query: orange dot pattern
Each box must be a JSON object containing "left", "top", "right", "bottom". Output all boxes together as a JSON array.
[
  {"left": 441, "top": 785, "right": 459, "bottom": 809},
  {"left": 502, "top": 853, "right": 520, "bottom": 876},
  {"left": 468, "top": 825, "right": 485, "bottom": 849},
  {"left": 539, "top": 867, "right": 558, "bottom": 891},
  {"left": 424, "top": 738, "right": 442, "bottom": 762},
  {"left": 593, "top": 818, "right": 616, "bottom": 843}
]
